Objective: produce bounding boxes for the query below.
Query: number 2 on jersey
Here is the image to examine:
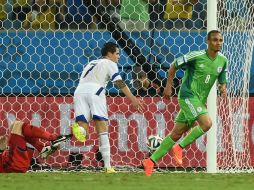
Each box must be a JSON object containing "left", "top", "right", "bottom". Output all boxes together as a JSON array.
[{"left": 205, "top": 74, "right": 210, "bottom": 84}]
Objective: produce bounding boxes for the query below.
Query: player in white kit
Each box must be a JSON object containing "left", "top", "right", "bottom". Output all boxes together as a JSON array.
[{"left": 72, "top": 42, "right": 144, "bottom": 173}]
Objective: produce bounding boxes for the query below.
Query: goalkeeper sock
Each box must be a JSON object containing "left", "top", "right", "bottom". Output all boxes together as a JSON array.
[
  {"left": 179, "top": 125, "right": 205, "bottom": 148},
  {"left": 22, "top": 123, "right": 57, "bottom": 141},
  {"left": 25, "top": 137, "right": 43, "bottom": 152},
  {"left": 150, "top": 135, "right": 175, "bottom": 162},
  {"left": 99, "top": 132, "right": 111, "bottom": 168}
]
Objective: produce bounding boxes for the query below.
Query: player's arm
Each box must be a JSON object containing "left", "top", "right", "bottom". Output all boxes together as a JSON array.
[
  {"left": 164, "top": 51, "right": 193, "bottom": 100},
  {"left": 163, "top": 63, "right": 177, "bottom": 100},
  {"left": 218, "top": 83, "right": 227, "bottom": 97},
  {"left": 114, "top": 80, "right": 144, "bottom": 112},
  {"left": 218, "top": 59, "right": 228, "bottom": 97}
]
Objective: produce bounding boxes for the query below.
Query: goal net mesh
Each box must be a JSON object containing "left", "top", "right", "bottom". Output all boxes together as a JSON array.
[
  {"left": 0, "top": 0, "right": 253, "bottom": 172},
  {"left": 217, "top": 0, "right": 254, "bottom": 172}
]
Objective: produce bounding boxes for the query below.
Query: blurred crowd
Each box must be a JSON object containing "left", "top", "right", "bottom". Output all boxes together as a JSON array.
[{"left": 0, "top": 0, "right": 208, "bottom": 30}]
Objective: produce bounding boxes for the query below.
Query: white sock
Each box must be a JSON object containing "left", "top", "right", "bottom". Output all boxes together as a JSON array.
[{"left": 99, "top": 132, "right": 111, "bottom": 168}]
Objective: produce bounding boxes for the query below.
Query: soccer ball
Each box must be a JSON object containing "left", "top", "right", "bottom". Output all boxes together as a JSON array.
[{"left": 147, "top": 135, "right": 163, "bottom": 152}]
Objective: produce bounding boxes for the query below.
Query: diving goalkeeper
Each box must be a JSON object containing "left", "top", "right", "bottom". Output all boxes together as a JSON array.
[{"left": 0, "top": 120, "right": 71, "bottom": 173}]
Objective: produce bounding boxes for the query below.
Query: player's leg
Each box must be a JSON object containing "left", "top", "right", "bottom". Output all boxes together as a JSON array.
[
  {"left": 95, "top": 121, "right": 109, "bottom": 166},
  {"left": 10, "top": 121, "right": 44, "bottom": 152},
  {"left": 12, "top": 121, "right": 70, "bottom": 158},
  {"left": 20, "top": 121, "right": 57, "bottom": 141},
  {"left": 10, "top": 121, "right": 43, "bottom": 151},
  {"left": 12, "top": 120, "right": 71, "bottom": 143},
  {"left": 72, "top": 121, "right": 89, "bottom": 142},
  {"left": 72, "top": 93, "right": 91, "bottom": 142},
  {"left": 143, "top": 110, "right": 189, "bottom": 176},
  {"left": 178, "top": 114, "right": 212, "bottom": 148},
  {"left": 25, "top": 137, "right": 43, "bottom": 152},
  {"left": 150, "top": 122, "right": 189, "bottom": 162},
  {"left": 94, "top": 120, "right": 116, "bottom": 173},
  {"left": 90, "top": 93, "right": 115, "bottom": 173},
  {"left": 18, "top": 121, "right": 58, "bottom": 157},
  {"left": 39, "top": 134, "right": 73, "bottom": 159},
  {"left": 9, "top": 120, "right": 71, "bottom": 160},
  {"left": 9, "top": 121, "right": 43, "bottom": 154},
  {"left": 176, "top": 98, "right": 211, "bottom": 151}
]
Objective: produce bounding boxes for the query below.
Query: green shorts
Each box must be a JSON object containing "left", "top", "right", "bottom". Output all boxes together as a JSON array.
[{"left": 175, "top": 97, "right": 208, "bottom": 127}]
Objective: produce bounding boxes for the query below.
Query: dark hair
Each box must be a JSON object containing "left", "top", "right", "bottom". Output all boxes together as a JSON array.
[
  {"left": 207, "top": 30, "right": 221, "bottom": 40},
  {"left": 101, "top": 42, "right": 118, "bottom": 56}
]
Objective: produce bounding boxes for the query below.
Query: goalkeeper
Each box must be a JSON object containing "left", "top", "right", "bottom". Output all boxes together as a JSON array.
[
  {"left": 0, "top": 120, "right": 71, "bottom": 173},
  {"left": 143, "top": 30, "right": 228, "bottom": 176}
]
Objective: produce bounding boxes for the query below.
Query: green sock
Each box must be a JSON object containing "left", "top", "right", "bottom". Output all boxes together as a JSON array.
[
  {"left": 150, "top": 135, "right": 175, "bottom": 162},
  {"left": 179, "top": 125, "right": 205, "bottom": 148}
]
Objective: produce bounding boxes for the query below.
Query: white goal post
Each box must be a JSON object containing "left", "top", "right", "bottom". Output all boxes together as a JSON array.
[
  {"left": 206, "top": 0, "right": 218, "bottom": 173},
  {"left": 0, "top": 0, "right": 253, "bottom": 173},
  {"left": 211, "top": 0, "right": 254, "bottom": 173}
]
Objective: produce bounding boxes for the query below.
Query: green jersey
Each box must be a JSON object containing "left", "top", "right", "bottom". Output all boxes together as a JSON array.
[{"left": 175, "top": 50, "right": 228, "bottom": 103}]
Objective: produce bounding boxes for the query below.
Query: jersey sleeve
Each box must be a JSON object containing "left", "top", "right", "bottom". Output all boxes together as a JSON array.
[
  {"left": 174, "top": 51, "right": 197, "bottom": 69},
  {"left": 218, "top": 58, "right": 228, "bottom": 84},
  {"left": 107, "top": 61, "right": 122, "bottom": 82}
]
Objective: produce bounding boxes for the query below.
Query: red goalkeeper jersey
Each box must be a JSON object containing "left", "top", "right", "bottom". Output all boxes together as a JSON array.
[{"left": 0, "top": 134, "right": 34, "bottom": 173}]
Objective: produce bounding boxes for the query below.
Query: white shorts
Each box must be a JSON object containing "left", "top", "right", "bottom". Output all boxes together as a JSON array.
[{"left": 74, "top": 92, "right": 108, "bottom": 122}]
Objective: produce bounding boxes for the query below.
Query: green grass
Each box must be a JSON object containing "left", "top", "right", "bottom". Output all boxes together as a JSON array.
[{"left": 1, "top": 172, "right": 254, "bottom": 190}]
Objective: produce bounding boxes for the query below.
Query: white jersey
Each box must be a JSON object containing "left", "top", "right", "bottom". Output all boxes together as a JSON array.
[{"left": 75, "top": 58, "right": 122, "bottom": 95}]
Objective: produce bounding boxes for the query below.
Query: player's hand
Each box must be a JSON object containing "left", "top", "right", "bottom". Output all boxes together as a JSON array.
[
  {"left": 0, "top": 136, "right": 7, "bottom": 150},
  {"left": 131, "top": 97, "right": 145, "bottom": 112},
  {"left": 219, "top": 85, "right": 227, "bottom": 97},
  {"left": 220, "top": 88, "right": 227, "bottom": 97},
  {"left": 163, "top": 86, "right": 172, "bottom": 100}
]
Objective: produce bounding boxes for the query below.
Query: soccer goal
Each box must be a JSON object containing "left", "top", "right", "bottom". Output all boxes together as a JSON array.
[
  {"left": 212, "top": 0, "right": 254, "bottom": 173},
  {"left": 0, "top": 0, "right": 253, "bottom": 173}
]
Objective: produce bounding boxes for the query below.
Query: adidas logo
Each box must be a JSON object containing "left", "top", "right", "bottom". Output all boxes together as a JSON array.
[
  {"left": 41, "top": 147, "right": 49, "bottom": 154},
  {"left": 51, "top": 134, "right": 72, "bottom": 147}
]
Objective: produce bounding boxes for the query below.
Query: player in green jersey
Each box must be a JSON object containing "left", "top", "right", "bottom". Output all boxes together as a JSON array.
[{"left": 143, "top": 30, "right": 228, "bottom": 176}]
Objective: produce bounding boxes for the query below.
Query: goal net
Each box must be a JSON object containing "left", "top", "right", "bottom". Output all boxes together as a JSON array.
[
  {"left": 0, "top": 0, "right": 253, "bottom": 172},
  {"left": 217, "top": 0, "right": 254, "bottom": 172}
]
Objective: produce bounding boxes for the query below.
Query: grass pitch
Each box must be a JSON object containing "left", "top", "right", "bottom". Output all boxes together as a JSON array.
[{"left": 1, "top": 172, "right": 254, "bottom": 190}]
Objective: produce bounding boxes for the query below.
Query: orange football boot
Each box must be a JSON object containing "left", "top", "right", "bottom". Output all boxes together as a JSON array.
[
  {"left": 172, "top": 144, "right": 183, "bottom": 165},
  {"left": 143, "top": 159, "right": 154, "bottom": 176}
]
